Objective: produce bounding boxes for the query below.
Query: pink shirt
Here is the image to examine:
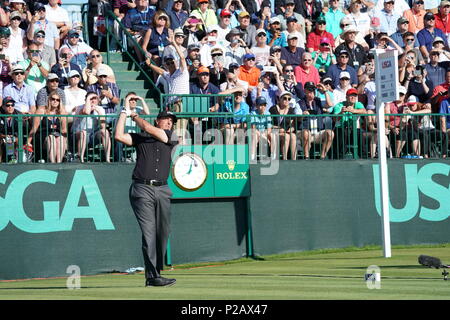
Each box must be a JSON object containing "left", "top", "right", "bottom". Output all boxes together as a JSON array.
[{"left": 294, "top": 65, "right": 321, "bottom": 86}]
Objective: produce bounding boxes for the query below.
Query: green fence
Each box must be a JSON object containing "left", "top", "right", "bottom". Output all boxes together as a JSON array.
[{"left": 1, "top": 113, "right": 449, "bottom": 164}]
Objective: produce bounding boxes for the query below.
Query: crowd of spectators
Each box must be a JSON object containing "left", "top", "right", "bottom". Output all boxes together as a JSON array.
[{"left": 1, "top": 0, "right": 450, "bottom": 163}]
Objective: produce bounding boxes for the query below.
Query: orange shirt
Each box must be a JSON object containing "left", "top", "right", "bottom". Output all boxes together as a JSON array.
[
  {"left": 403, "top": 9, "right": 426, "bottom": 34},
  {"left": 238, "top": 66, "right": 261, "bottom": 87}
]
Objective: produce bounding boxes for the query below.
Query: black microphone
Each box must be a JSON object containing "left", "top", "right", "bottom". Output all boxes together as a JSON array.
[{"left": 418, "top": 255, "right": 446, "bottom": 269}]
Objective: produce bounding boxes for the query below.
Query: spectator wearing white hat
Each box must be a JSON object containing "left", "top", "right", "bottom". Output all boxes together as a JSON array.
[
  {"left": 64, "top": 69, "right": 86, "bottom": 120},
  {"left": 249, "top": 29, "right": 270, "bottom": 68},
  {"left": 335, "top": 25, "right": 367, "bottom": 71},
  {"left": 36, "top": 73, "right": 66, "bottom": 109},
  {"left": 45, "top": 0, "right": 71, "bottom": 40},
  {"left": 282, "top": 16, "right": 306, "bottom": 49},
  {"left": 3, "top": 65, "right": 36, "bottom": 114},
  {"left": 267, "top": 17, "right": 288, "bottom": 48},
  {"left": 162, "top": 28, "right": 187, "bottom": 64},
  {"left": 86, "top": 67, "right": 120, "bottom": 118},
  {"left": 281, "top": 32, "right": 306, "bottom": 68},
  {"left": 332, "top": 71, "right": 353, "bottom": 104},
  {"left": 334, "top": 16, "right": 369, "bottom": 49}
]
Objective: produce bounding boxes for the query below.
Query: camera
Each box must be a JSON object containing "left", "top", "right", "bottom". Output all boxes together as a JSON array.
[
  {"left": 0, "top": 54, "right": 5, "bottom": 60},
  {"left": 61, "top": 53, "right": 68, "bottom": 59}
]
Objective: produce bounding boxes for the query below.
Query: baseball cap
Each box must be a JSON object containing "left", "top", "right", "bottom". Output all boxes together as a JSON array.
[
  {"left": 10, "top": 11, "right": 21, "bottom": 20},
  {"left": 287, "top": 16, "right": 297, "bottom": 23},
  {"left": 243, "top": 53, "right": 256, "bottom": 60},
  {"left": 197, "top": 66, "right": 210, "bottom": 74},
  {"left": 187, "top": 17, "right": 201, "bottom": 24},
  {"left": 433, "top": 36, "right": 445, "bottom": 44},
  {"left": 316, "top": 16, "right": 326, "bottom": 24},
  {"left": 270, "top": 45, "right": 282, "bottom": 53},
  {"left": 256, "top": 96, "right": 267, "bottom": 105},
  {"left": 320, "top": 37, "right": 331, "bottom": 44},
  {"left": 157, "top": 110, "right": 177, "bottom": 123},
  {"left": 441, "top": 0, "right": 450, "bottom": 6},
  {"left": 407, "top": 95, "right": 418, "bottom": 103},
  {"left": 68, "top": 70, "right": 80, "bottom": 78},
  {"left": 0, "top": 27, "right": 10, "bottom": 37},
  {"left": 424, "top": 12, "right": 435, "bottom": 20},
  {"left": 256, "top": 28, "right": 266, "bottom": 36},
  {"left": 342, "top": 25, "right": 359, "bottom": 35},
  {"left": 370, "top": 16, "right": 381, "bottom": 28},
  {"left": 279, "top": 91, "right": 293, "bottom": 98},
  {"left": 34, "top": 29, "right": 45, "bottom": 37},
  {"left": 285, "top": 0, "right": 295, "bottom": 4},
  {"left": 397, "top": 17, "right": 409, "bottom": 24},
  {"left": 10, "top": 0, "right": 26, "bottom": 3},
  {"left": 346, "top": 88, "right": 358, "bottom": 95},
  {"left": 384, "top": 0, "right": 395, "bottom": 2},
  {"left": 304, "top": 81, "right": 316, "bottom": 91},
  {"left": 3, "top": 96, "right": 15, "bottom": 105},
  {"left": 398, "top": 86, "right": 407, "bottom": 94},
  {"left": 197, "top": 0, "right": 209, "bottom": 3},
  {"left": 340, "top": 71, "right": 351, "bottom": 79},
  {"left": 211, "top": 47, "right": 223, "bottom": 55},
  {"left": 34, "top": 2, "right": 45, "bottom": 10},
  {"left": 97, "top": 67, "right": 109, "bottom": 76},
  {"left": 47, "top": 73, "right": 59, "bottom": 80},
  {"left": 207, "top": 25, "right": 219, "bottom": 33},
  {"left": 288, "top": 33, "right": 299, "bottom": 40},
  {"left": 220, "top": 9, "right": 232, "bottom": 17},
  {"left": 68, "top": 29, "right": 80, "bottom": 37},
  {"left": 270, "top": 17, "right": 281, "bottom": 24},
  {"left": 11, "top": 65, "right": 24, "bottom": 74},
  {"left": 338, "top": 49, "right": 350, "bottom": 56},
  {"left": 174, "top": 28, "right": 185, "bottom": 37},
  {"left": 188, "top": 43, "right": 201, "bottom": 51},
  {"left": 73, "top": 21, "right": 83, "bottom": 29},
  {"left": 238, "top": 11, "right": 250, "bottom": 18}
]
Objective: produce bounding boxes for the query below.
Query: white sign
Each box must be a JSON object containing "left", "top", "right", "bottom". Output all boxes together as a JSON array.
[{"left": 374, "top": 49, "right": 399, "bottom": 104}]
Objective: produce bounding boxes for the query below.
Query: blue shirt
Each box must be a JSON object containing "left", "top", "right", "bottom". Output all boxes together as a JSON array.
[
  {"left": 250, "top": 85, "right": 279, "bottom": 111},
  {"left": 391, "top": 31, "right": 419, "bottom": 48},
  {"left": 439, "top": 98, "right": 450, "bottom": 128},
  {"left": 373, "top": 10, "right": 401, "bottom": 36},
  {"left": 417, "top": 28, "right": 446, "bottom": 51},
  {"left": 122, "top": 7, "right": 155, "bottom": 32},
  {"left": 325, "top": 8, "right": 347, "bottom": 38},
  {"left": 164, "top": 0, "right": 188, "bottom": 30},
  {"left": 325, "top": 64, "right": 358, "bottom": 88},
  {"left": 251, "top": 110, "right": 272, "bottom": 131},
  {"left": 425, "top": 63, "right": 446, "bottom": 88},
  {"left": 266, "top": 31, "right": 288, "bottom": 47},
  {"left": 3, "top": 82, "right": 36, "bottom": 113}
]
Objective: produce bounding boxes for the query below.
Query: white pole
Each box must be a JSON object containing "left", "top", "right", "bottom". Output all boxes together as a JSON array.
[{"left": 376, "top": 101, "right": 391, "bottom": 258}]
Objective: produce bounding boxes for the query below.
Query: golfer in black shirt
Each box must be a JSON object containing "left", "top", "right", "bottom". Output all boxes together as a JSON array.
[{"left": 115, "top": 108, "right": 178, "bottom": 287}]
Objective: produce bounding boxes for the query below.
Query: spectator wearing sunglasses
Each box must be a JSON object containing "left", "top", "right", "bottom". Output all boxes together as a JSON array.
[
  {"left": 27, "top": 2, "right": 60, "bottom": 50},
  {"left": 391, "top": 17, "right": 420, "bottom": 48},
  {"left": 306, "top": 17, "right": 334, "bottom": 53},
  {"left": 83, "top": 50, "right": 115, "bottom": 86},
  {"left": 51, "top": 47, "right": 84, "bottom": 89},
  {"left": 60, "top": 29, "right": 94, "bottom": 70},
  {"left": 334, "top": 16, "right": 369, "bottom": 50},
  {"left": 417, "top": 12, "right": 446, "bottom": 62},
  {"left": 0, "top": 26, "right": 22, "bottom": 65},
  {"left": 0, "top": 97, "right": 22, "bottom": 163},
  {"left": 281, "top": 32, "right": 305, "bottom": 68},
  {"left": 237, "top": 53, "right": 261, "bottom": 94},
  {"left": 32, "top": 29, "right": 57, "bottom": 68},
  {"left": 403, "top": 0, "right": 426, "bottom": 34},
  {"left": 8, "top": 11, "right": 26, "bottom": 55},
  {"left": 335, "top": 25, "right": 367, "bottom": 71},
  {"left": 19, "top": 42, "right": 50, "bottom": 93},
  {"left": 3, "top": 65, "right": 36, "bottom": 114}
]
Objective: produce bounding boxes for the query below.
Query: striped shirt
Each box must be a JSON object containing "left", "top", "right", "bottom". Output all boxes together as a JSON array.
[{"left": 163, "top": 68, "right": 190, "bottom": 103}]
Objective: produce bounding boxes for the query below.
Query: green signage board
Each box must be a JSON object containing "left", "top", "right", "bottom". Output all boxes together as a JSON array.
[{"left": 169, "top": 144, "right": 250, "bottom": 199}]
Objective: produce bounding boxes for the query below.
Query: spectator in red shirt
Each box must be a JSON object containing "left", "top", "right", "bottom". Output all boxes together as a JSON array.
[
  {"left": 434, "top": 1, "right": 450, "bottom": 35},
  {"left": 294, "top": 52, "right": 321, "bottom": 86},
  {"left": 306, "top": 16, "right": 335, "bottom": 53}
]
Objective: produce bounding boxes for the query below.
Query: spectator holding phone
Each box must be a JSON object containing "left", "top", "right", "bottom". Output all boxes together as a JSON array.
[
  {"left": 59, "top": 29, "right": 94, "bottom": 70},
  {"left": 86, "top": 67, "right": 121, "bottom": 125},
  {"left": 51, "top": 47, "right": 83, "bottom": 89},
  {"left": 82, "top": 49, "right": 116, "bottom": 86},
  {"left": 19, "top": 42, "right": 50, "bottom": 93},
  {"left": 405, "top": 65, "right": 433, "bottom": 103}
]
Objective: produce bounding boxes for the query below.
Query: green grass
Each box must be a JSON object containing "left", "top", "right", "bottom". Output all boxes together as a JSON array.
[{"left": 1, "top": 244, "right": 450, "bottom": 300}]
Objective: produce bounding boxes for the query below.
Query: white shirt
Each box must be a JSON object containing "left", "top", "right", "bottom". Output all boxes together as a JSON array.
[
  {"left": 224, "top": 45, "right": 246, "bottom": 68},
  {"left": 44, "top": 4, "right": 71, "bottom": 27},
  {"left": 364, "top": 81, "right": 376, "bottom": 110},
  {"left": 162, "top": 67, "right": 190, "bottom": 102},
  {"left": 8, "top": 27, "right": 25, "bottom": 57},
  {"left": 64, "top": 87, "right": 87, "bottom": 114},
  {"left": 345, "top": 12, "right": 371, "bottom": 36},
  {"left": 373, "top": 0, "right": 410, "bottom": 17},
  {"left": 251, "top": 45, "right": 271, "bottom": 67}
]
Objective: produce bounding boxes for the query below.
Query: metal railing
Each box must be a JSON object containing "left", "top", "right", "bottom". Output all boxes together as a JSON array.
[
  {"left": 101, "top": 8, "right": 162, "bottom": 105},
  {"left": 1, "top": 113, "right": 449, "bottom": 164}
]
